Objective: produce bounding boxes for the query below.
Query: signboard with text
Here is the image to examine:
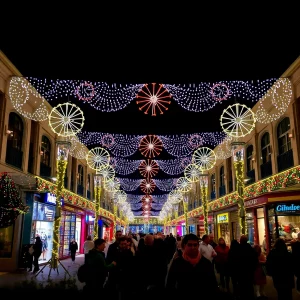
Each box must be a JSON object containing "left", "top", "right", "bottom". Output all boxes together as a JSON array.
[
  {"left": 217, "top": 213, "right": 229, "bottom": 223},
  {"left": 244, "top": 197, "right": 267, "bottom": 208}
]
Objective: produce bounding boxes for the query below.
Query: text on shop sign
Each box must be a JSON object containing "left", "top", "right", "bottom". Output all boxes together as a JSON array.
[
  {"left": 276, "top": 204, "right": 300, "bottom": 212},
  {"left": 217, "top": 213, "right": 229, "bottom": 223}
]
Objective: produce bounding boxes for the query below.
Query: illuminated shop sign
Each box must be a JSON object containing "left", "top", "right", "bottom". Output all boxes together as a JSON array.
[
  {"left": 45, "top": 193, "right": 64, "bottom": 206},
  {"left": 217, "top": 213, "right": 229, "bottom": 223},
  {"left": 276, "top": 204, "right": 300, "bottom": 213}
]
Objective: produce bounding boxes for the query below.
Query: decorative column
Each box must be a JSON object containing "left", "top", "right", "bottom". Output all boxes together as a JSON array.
[
  {"left": 183, "top": 196, "right": 189, "bottom": 234},
  {"left": 52, "top": 140, "right": 71, "bottom": 268},
  {"left": 93, "top": 169, "right": 102, "bottom": 240},
  {"left": 231, "top": 141, "right": 246, "bottom": 235},
  {"left": 199, "top": 173, "right": 209, "bottom": 234}
]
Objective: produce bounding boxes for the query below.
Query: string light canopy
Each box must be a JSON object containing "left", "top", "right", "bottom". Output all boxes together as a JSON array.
[
  {"left": 25, "top": 77, "right": 277, "bottom": 113},
  {"left": 136, "top": 83, "right": 172, "bottom": 116},
  {"left": 139, "top": 135, "right": 163, "bottom": 158}
]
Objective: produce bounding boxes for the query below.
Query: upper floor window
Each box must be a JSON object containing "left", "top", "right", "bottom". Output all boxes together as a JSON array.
[
  {"left": 7, "top": 112, "right": 23, "bottom": 150},
  {"left": 87, "top": 174, "right": 91, "bottom": 191},
  {"left": 261, "top": 132, "right": 271, "bottom": 164},
  {"left": 77, "top": 165, "right": 84, "bottom": 185},
  {"left": 41, "top": 135, "right": 51, "bottom": 167},
  {"left": 220, "top": 166, "right": 225, "bottom": 186},
  {"left": 277, "top": 117, "right": 291, "bottom": 155},
  {"left": 246, "top": 145, "right": 254, "bottom": 171},
  {"left": 211, "top": 174, "right": 216, "bottom": 191}
]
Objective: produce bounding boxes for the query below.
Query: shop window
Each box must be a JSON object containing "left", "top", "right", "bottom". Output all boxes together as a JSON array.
[
  {"left": 256, "top": 208, "right": 266, "bottom": 247},
  {"left": 268, "top": 204, "right": 300, "bottom": 251},
  {"left": 77, "top": 165, "right": 84, "bottom": 196},
  {"left": 87, "top": 174, "right": 91, "bottom": 199},
  {"left": 246, "top": 211, "right": 255, "bottom": 246},
  {"left": 0, "top": 225, "right": 14, "bottom": 258},
  {"left": 5, "top": 112, "right": 24, "bottom": 169}
]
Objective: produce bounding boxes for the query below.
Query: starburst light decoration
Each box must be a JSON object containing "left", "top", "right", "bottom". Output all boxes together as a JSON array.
[
  {"left": 168, "top": 189, "right": 183, "bottom": 204},
  {"left": 75, "top": 81, "right": 95, "bottom": 101},
  {"left": 139, "top": 135, "right": 163, "bottom": 158},
  {"left": 101, "top": 134, "right": 115, "bottom": 148},
  {"left": 104, "top": 177, "right": 120, "bottom": 192},
  {"left": 220, "top": 103, "right": 255, "bottom": 138},
  {"left": 140, "top": 179, "right": 156, "bottom": 194},
  {"left": 86, "top": 147, "right": 110, "bottom": 170},
  {"left": 192, "top": 147, "right": 216, "bottom": 171},
  {"left": 65, "top": 135, "right": 88, "bottom": 159},
  {"left": 49, "top": 102, "right": 84, "bottom": 136},
  {"left": 136, "top": 83, "right": 172, "bottom": 116},
  {"left": 142, "top": 195, "right": 153, "bottom": 203},
  {"left": 184, "top": 164, "right": 201, "bottom": 182},
  {"left": 139, "top": 159, "right": 159, "bottom": 179},
  {"left": 176, "top": 177, "right": 192, "bottom": 193},
  {"left": 98, "top": 164, "right": 115, "bottom": 182},
  {"left": 113, "top": 189, "right": 127, "bottom": 203}
]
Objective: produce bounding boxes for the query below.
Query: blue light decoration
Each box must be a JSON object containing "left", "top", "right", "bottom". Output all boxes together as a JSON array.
[{"left": 117, "top": 178, "right": 143, "bottom": 191}]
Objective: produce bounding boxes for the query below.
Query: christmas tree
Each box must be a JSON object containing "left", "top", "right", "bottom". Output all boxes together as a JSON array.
[{"left": 0, "top": 172, "right": 28, "bottom": 228}]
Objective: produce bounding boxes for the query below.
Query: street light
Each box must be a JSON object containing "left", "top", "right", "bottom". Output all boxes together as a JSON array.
[{"left": 93, "top": 169, "right": 102, "bottom": 240}]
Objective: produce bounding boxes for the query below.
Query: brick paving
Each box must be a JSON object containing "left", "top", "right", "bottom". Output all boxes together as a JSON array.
[{"left": 0, "top": 254, "right": 299, "bottom": 299}]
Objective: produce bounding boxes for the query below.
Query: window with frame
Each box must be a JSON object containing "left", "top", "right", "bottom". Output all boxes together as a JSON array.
[
  {"left": 211, "top": 174, "right": 216, "bottom": 191},
  {"left": 220, "top": 166, "right": 225, "bottom": 186},
  {"left": 87, "top": 174, "right": 90, "bottom": 191},
  {"left": 246, "top": 145, "right": 254, "bottom": 171},
  {"left": 77, "top": 165, "right": 84, "bottom": 185},
  {"left": 277, "top": 117, "right": 291, "bottom": 155},
  {"left": 41, "top": 135, "right": 51, "bottom": 166},
  {"left": 7, "top": 112, "right": 23, "bottom": 150},
  {"left": 261, "top": 132, "right": 271, "bottom": 164}
]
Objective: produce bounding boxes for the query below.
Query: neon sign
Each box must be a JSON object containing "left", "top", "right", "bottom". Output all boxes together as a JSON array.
[{"left": 276, "top": 204, "right": 300, "bottom": 213}]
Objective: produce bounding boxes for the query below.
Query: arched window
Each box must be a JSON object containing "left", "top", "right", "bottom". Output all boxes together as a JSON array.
[
  {"left": 41, "top": 136, "right": 51, "bottom": 167},
  {"left": 246, "top": 145, "right": 254, "bottom": 172},
  {"left": 277, "top": 117, "right": 291, "bottom": 155},
  {"left": 261, "top": 132, "right": 271, "bottom": 164},
  {"left": 6, "top": 112, "right": 24, "bottom": 169}
]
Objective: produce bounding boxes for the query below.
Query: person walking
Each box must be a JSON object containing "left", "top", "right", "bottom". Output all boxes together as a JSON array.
[
  {"left": 83, "top": 235, "right": 94, "bottom": 263},
  {"left": 69, "top": 238, "right": 78, "bottom": 264}
]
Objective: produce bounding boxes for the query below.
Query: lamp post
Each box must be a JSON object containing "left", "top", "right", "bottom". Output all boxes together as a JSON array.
[
  {"left": 231, "top": 141, "right": 246, "bottom": 235},
  {"left": 52, "top": 140, "right": 71, "bottom": 269},
  {"left": 199, "top": 173, "right": 209, "bottom": 234},
  {"left": 93, "top": 169, "right": 102, "bottom": 240},
  {"left": 113, "top": 199, "right": 118, "bottom": 238},
  {"left": 183, "top": 196, "right": 189, "bottom": 234}
]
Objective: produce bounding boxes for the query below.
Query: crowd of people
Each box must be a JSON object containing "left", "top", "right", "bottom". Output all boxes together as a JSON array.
[{"left": 81, "top": 231, "right": 300, "bottom": 300}]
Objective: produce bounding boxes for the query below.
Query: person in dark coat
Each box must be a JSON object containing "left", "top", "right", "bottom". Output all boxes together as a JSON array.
[
  {"left": 266, "top": 238, "right": 295, "bottom": 300},
  {"left": 227, "top": 239, "right": 240, "bottom": 298},
  {"left": 32, "top": 236, "right": 43, "bottom": 273},
  {"left": 166, "top": 233, "right": 218, "bottom": 299},
  {"left": 69, "top": 238, "right": 78, "bottom": 263}
]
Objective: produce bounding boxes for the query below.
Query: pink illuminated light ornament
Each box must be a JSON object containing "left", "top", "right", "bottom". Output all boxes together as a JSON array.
[
  {"left": 76, "top": 81, "right": 95, "bottom": 101},
  {"left": 136, "top": 83, "right": 172, "bottom": 116}
]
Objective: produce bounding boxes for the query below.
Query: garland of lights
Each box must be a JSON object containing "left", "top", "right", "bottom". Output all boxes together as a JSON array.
[
  {"left": 24, "top": 77, "right": 277, "bottom": 113},
  {"left": 153, "top": 179, "right": 177, "bottom": 192},
  {"left": 117, "top": 178, "right": 142, "bottom": 191},
  {"left": 78, "top": 131, "right": 226, "bottom": 158}
]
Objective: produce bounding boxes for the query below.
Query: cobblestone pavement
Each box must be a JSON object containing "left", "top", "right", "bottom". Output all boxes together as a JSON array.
[{"left": 0, "top": 254, "right": 299, "bottom": 299}]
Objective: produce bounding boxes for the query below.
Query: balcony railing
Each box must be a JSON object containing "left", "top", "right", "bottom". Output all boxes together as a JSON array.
[
  {"left": 5, "top": 147, "right": 23, "bottom": 170},
  {"left": 260, "top": 160, "right": 272, "bottom": 179},
  {"left": 40, "top": 162, "right": 51, "bottom": 177},
  {"left": 277, "top": 149, "right": 294, "bottom": 173},
  {"left": 219, "top": 185, "right": 226, "bottom": 197}
]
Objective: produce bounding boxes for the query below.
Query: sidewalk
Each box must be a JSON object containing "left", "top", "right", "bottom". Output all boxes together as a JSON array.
[{"left": 0, "top": 254, "right": 85, "bottom": 290}]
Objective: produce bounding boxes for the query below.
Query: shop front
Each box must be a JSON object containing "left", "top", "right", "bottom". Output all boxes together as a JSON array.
[
  {"left": 102, "top": 217, "right": 113, "bottom": 241},
  {"left": 59, "top": 204, "right": 85, "bottom": 258},
  {"left": 216, "top": 212, "right": 230, "bottom": 245},
  {"left": 268, "top": 200, "right": 300, "bottom": 251},
  {"left": 198, "top": 214, "right": 214, "bottom": 238},
  {"left": 85, "top": 213, "right": 95, "bottom": 238},
  {"left": 244, "top": 196, "right": 268, "bottom": 248}
]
